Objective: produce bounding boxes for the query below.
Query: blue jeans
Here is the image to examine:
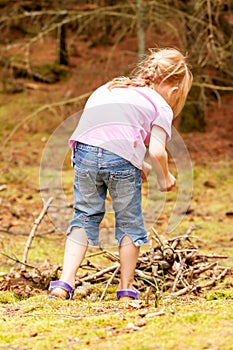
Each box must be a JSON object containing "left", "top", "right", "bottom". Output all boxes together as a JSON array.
[{"left": 67, "top": 143, "right": 148, "bottom": 247}]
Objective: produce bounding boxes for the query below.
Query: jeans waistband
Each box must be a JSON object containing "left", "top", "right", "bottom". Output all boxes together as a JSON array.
[{"left": 77, "top": 142, "right": 105, "bottom": 153}]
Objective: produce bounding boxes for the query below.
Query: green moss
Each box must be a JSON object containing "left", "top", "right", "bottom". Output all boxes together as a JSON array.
[
  {"left": 0, "top": 291, "right": 23, "bottom": 304},
  {"left": 205, "top": 290, "right": 233, "bottom": 301},
  {"left": 34, "top": 64, "right": 70, "bottom": 83}
]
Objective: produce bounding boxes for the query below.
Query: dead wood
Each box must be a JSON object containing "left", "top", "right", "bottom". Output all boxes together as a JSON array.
[
  {"left": 100, "top": 264, "right": 120, "bottom": 301},
  {"left": 0, "top": 226, "right": 231, "bottom": 299},
  {"left": 79, "top": 263, "right": 120, "bottom": 283},
  {"left": 21, "top": 197, "right": 53, "bottom": 268},
  {"left": 11, "top": 63, "right": 57, "bottom": 84},
  {"left": 72, "top": 227, "right": 231, "bottom": 300}
]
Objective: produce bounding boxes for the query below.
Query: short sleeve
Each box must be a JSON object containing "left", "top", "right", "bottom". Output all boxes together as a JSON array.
[{"left": 152, "top": 105, "right": 173, "bottom": 141}]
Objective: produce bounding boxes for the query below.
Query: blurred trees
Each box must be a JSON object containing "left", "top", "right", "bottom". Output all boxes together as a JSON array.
[{"left": 0, "top": 0, "right": 232, "bottom": 131}]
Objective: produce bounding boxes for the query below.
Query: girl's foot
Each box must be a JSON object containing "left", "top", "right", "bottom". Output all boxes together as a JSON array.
[
  {"left": 49, "top": 281, "right": 75, "bottom": 299},
  {"left": 119, "top": 296, "right": 134, "bottom": 301},
  {"left": 116, "top": 287, "right": 140, "bottom": 301},
  {"left": 50, "top": 287, "right": 70, "bottom": 299}
]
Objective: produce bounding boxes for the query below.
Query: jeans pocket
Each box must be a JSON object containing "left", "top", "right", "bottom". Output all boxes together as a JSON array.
[
  {"left": 109, "top": 169, "right": 136, "bottom": 198},
  {"left": 74, "top": 166, "right": 97, "bottom": 196}
]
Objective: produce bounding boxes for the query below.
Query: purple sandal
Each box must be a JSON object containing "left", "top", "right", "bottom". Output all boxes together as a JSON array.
[
  {"left": 117, "top": 287, "right": 140, "bottom": 300},
  {"left": 49, "top": 281, "right": 75, "bottom": 300}
]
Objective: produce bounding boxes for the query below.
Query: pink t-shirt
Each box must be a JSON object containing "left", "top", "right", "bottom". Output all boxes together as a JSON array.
[{"left": 69, "top": 84, "right": 173, "bottom": 169}]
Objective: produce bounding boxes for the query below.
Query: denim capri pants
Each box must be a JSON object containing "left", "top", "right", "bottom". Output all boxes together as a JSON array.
[{"left": 67, "top": 142, "right": 148, "bottom": 247}]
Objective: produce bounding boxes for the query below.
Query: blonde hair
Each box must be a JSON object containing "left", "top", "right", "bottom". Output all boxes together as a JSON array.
[{"left": 108, "top": 47, "right": 193, "bottom": 117}]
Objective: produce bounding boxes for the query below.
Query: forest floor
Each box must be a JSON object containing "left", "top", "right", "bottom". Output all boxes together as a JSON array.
[{"left": 0, "top": 33, "right": 233, "bottom": 349}]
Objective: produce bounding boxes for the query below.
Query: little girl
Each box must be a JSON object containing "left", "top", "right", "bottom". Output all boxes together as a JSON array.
[{"left": 49, "top": 47, "right": 193, "bottom": 300}]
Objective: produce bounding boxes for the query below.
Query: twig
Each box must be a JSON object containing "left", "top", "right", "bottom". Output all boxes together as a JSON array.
[
  {"left": 100, "top": 264, "right": 120, "bottom": 301},
  {"left": 192, "top": 82, "right": 233, "bottom": 91},
  {"left": 170, "top": 285, "right": 195, "bottom": 297},
  {"left": 104, "top": 251, "right": 120, "bottom": 262},
  {"left": 135, "top": 269, "right": 155, "bottom": 283},
  {"left": 171, "top": 259, "right": 185, "bottom": 293},
  {"left": 199, "top": 254, "right": 228, "bottom": 259},
  {"left": 151, "top": 227, "right": 164, "bottom": 248},
  {"left": 85, "top": 250, "right": 107, "bottom": 258},
  {"left": 144, "top": 286, "right": 150, "bottom": 306},
  {"left": 175, "top": 249, "right": 198, "bottom": 253},
  {"left": 196, "top": 267, "right": 229, "bottom": 289},
  {"left": 193, "top": 262, "right": 217, "bottom": 276},
  {"left": 0, "top": 227, "right": 55, "bottom": 237},
  {"left": 1, "top": 252, "right": 37, "bottom": 270},
  {"left": 21, "top": 197, "right": 53, "bottom": 268},
  {"left": 180, "top": 226, "right": 197, "bottom": 242},
  {"left": 80, "top": 263, "right": 120, "bottom": 283}
]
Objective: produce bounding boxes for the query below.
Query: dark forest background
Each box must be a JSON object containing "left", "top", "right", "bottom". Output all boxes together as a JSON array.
[{"left": 0, "top": 0, "right": 232, "bottom": 132}]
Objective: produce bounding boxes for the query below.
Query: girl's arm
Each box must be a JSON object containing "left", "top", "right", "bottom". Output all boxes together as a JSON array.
[
  {"left": 142, "top": 160, "right": 152, "bottom": 181},
  {"left": 148, "top": 125, "right": 176, "bottom": 192}
]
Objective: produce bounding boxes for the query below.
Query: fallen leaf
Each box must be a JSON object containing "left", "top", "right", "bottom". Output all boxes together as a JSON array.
[
  {"left": 135, "top": 319, "right": 147, "bottom": 327},
  {"left": 0, "top": 185, "right": 7, "bottom": 192},
  {"left": 128, "top": 300, "right": 143, "bottom": 309},
  {"left": 125, "top": 322, "right": 141, "bottom": 331},
  {"left": 30, "top": 332, "right": 38, "bottom": 337},
  {"left": 203, "top": 181, "right": 216, "bottom": 188},
  {"left": 139, "top": 309, "right": 148, "bottom": 318}
]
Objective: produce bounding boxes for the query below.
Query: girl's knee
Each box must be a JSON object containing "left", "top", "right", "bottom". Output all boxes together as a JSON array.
[
  {"left": 68, "top": 227, "right": 88, "bottom": 246},
  {"left": 119, "top": 234, "right": 134, "bottom": 247}
]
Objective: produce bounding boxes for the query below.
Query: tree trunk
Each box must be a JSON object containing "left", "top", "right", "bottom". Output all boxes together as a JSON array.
[
  {"left": 137, "top": 0, "right": 145, "bottom": 61},
  {"left": 57, "top": 24, "right": 69, "bottom": 66},
  {"left": 179, "top": 0, "right": 206, "bottom": 132},
  {"left": 179, "top": 86, "right": 206, "bottom": 133}
]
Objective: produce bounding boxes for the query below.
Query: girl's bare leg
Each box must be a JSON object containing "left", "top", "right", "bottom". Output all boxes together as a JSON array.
[
  {"left": 118, "top": 235, "right": 139, "bottom": 300},
  {"left": 51, "top": 228, "right": 88, "bottom": 298}
]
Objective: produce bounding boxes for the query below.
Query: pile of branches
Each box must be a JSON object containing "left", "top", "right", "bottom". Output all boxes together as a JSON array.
[
  {"left": 0, "top": 219, "right": 231, "bottom": 299},
  {"left": 76, "top": 227, "right": 230, "bottom": 300}
]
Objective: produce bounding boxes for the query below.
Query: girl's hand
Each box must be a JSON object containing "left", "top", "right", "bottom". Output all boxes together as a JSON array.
[{"left": 157, "top": 172, "right": 176, "bottom": 192}]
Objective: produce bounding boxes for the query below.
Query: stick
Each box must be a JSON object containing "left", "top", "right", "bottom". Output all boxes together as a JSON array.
[
  {"left": 104, "top": 251, "right": 120, "bottom": 262},
  {"left": 198, "top": 254, "right": 228, "bottom": 259},
  {"left": 21, "top": 197, "right": 53, "bottom": 268},
  {"left": 145, "top": 286, "right": 151, "bottom": 306},
  {"left": 151, "top": 227, "right": 164, "bottom": 248},
  {"left": 193, "top": 262, "right": 217, "bottom": 276},
  {"left": 170, "top": 285, "right": 195, "bottom": 297},
  {"left": 80, "top": 263, "right": 120, "bottom": 283},
  {"left": 196, "top": 267, "right": 229, "bottom": 289},
  {"left": 171, "top": 226, "right": 197, "bottom": 250},
  {"left": 135, "top": 269, "right": 156, "bottom": 283},
  {"left": 0, "top": 227, "right": 55, "bottom": 237},
  {"left": 100, "top": 264, "right": 120, "bottom": 301},
  {"left": 85, "top": 250, "right": 107, "bottom": 258},
  {"left": 1, "top": 252, "right": 37, "bottom": 270},
  {"left": 171, "top": 258, "right": 186, "bottom": 293}
]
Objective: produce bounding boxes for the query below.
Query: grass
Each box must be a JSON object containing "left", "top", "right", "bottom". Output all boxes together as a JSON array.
[
  {"left": 0, "top": 162, "right": 232, "bottom": 350},
  {"left": 0, "top": 92, "right": 233, "bottom": 350},
  {"left": 0, "top": 294, "right": 233, "bottom": 349}
]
